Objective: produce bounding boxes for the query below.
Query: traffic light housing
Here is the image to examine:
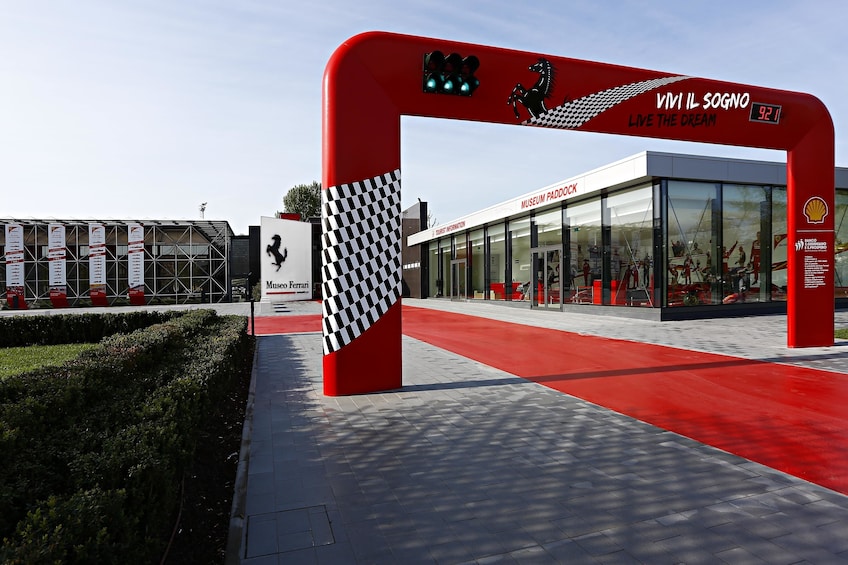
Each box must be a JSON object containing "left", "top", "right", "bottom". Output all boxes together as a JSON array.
[{"left": 423, "top": 51, "right": 479, "bottom": 96}]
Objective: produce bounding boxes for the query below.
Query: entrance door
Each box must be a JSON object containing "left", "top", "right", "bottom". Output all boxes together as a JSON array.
[
  {"left": 450, "top": 259, "right": 467, "bottom": 300},
  {"left": 531, "top": 246, "right": 562, "bottom": 310}
]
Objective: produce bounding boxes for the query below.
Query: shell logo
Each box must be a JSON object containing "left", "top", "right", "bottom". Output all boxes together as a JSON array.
[{"left": 803, "top": 196, "right": 828, "bottom": 224}]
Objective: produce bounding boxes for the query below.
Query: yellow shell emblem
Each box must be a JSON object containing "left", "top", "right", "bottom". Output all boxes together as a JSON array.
[{"left": 803, "top": 196, "right": 828, "bottom": 224}]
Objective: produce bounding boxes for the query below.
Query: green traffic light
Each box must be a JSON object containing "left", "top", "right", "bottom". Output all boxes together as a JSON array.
[{"left": 423, "top": 50, "right": 479, "bottom": 96}]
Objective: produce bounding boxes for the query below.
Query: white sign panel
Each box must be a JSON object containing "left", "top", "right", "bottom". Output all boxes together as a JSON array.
[
  {"left": 127, "top": 223, "right": 144, "bottom": 291},
  {"left": 48, "top": 223, "right": 66, "bottom": 287},
  {"left": 260, "top": 216, "right": 312, "bottom": 303},
  {"left": 89, "top": 223, "right": 106, "bottom": 286},
  {"left": 4, "top": 223, "right": 25, "bottom": 288}
]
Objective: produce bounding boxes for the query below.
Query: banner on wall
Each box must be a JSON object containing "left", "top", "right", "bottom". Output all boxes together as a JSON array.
[
  {"left": 89, "top": 223, "right": 108, "bottom": 306},
  {"left": 4, "top": 223, "right": 27, "bottom": 309},
  {"left": 127, "top": 223, "right": 145, "bottom": 305},
  {"left": 260, "top": 216, "right": 312, "bottom": 303},
  {"left": 47, "top": 223, "right": 69, "bottom": 308}
]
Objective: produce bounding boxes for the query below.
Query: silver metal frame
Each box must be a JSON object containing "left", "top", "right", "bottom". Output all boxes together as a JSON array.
[{"left": 0, "top": 219, "right": 234, "bottom": 307}]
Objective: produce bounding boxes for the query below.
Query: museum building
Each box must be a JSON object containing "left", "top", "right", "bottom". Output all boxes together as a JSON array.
[{"left": 407, "top": 151, "right": 848, "bottom": 319}]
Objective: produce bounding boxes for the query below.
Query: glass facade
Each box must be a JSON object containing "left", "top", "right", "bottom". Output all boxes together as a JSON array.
[
  {"left": 531, "top": 208, "right": 563, "bottom": 308},
  {"left": 607, "top": 186, "right": 654, "bottom": 306},
  {"left": 565, "top": 198, "right": 601, "bottom": 304},
  {"left": 427, "top": 241, "right": 441, "bottom": 297},
  {"left": 440, "top": 239, "right": 450, "bottom": 298},
  {"left": 451, "top": 233, "right": 467, "bottom": 299},
  {"left": 508, "top": 216, "right": 531, "bottom": 301},
  {"left": 418, "top": 176, "right": 848, "bottom": 312},
  {"left": 771, "top": 188, "right": 788, "bottom": 301},
  {"left": 835, "top": 190, "right": 848, "bottom": 299},
  {"left": 721, "top": 184, "right": 770, "bottom": 303},
  {"left": 469, "top": 228, "right": 485, "bottom": 299},
  {"left": 666, "top": 181, "right": 718, "bottom": 306},
  {"left": 488, "top": 223, "right": 507, "bottom": 300}
]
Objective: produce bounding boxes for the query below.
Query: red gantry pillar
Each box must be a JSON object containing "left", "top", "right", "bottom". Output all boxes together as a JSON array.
[{"left": 322, "top": 38, "right": 403, "bottom": 396}]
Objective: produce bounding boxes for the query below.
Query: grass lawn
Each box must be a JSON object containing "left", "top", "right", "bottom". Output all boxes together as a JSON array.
[
  {"left": 0, "top": 343, "right": 97, "bottom": 379},
  {"left": 836, "top": 328, "right": 848, "bottom": 340}
]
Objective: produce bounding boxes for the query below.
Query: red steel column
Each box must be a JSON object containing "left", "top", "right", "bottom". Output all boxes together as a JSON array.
[
  {"left": 322, "top": 38, "right": 403, "bottom": 395},
  {"left": 787, "top": 122, "right": 835, "bottom": 347}
]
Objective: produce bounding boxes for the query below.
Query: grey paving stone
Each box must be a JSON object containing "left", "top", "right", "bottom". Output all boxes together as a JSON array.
[{"left": 231, "top": 303, "right": 848, "bottom": 564}]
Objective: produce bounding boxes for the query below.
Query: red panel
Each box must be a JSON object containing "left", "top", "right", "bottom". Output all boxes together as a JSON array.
[
  {"left": 787, "top": 125, "right": 836, "bottom": 347},
  {"left": 323, "top": 37, "right": 401, "bottom": 188},
  {"left": 89, "top": 290, "right": 108, "bottom": 307},
  {"left": 323, "top": 301, "right": 403, "bottom": 396},
  {"left": 5, "top": 289, "right": 27, "bottom": 310},
  {"left": 49, "top": 289, "right": 69, "bottom": 308},
  {"left": 128, "top": 289, "right": 145, "bottom": 306},
  {"left": 402, "top": 305, "right": 848, "bottom": 494}
]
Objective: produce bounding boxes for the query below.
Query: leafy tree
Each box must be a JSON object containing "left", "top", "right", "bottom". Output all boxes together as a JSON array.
[{"left": 282, "top": 181, "right": 321, "bottom": 221}]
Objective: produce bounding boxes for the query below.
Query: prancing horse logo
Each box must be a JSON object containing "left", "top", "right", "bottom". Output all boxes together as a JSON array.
[
  {"left": 508, "top": 58, "right": 561, "bottom": 120},
  {"left": 266, "top": 234, "right": 288, "bottom": 272}
]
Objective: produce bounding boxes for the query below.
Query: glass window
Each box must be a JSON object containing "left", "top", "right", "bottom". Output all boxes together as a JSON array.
[
  {"left": 533, "top": 208, "right": 563, "bottom": 306},
  {"left": 534, "top": 208, "right": 562, "bottom": 247},
  {"left": 451, "top": 233, "right": 467, "bottom": 299},
  {"left": 469, "top": 228, "right": 485, "bottom": 299},
  {"left": 509, "top": 216, "right": 531, "bottom": 301},
  {"left": 488, "top": 223, "right": 507, "bottom": 300},
  {"left": 835, "top": 190, "right": 848, "bottom": 299},
  {"left": 771, "top": 187, "right": 788, "bottom": 301},
  {"left": 440, "top": 239, "right": 450, "bottom": 298},
  {"left": 564, "top": 198, "right": 601, "bottom": 304},
  {"left": 666, "top": 181, "right": 717, "bottom": 307},
  {"left": 607, "top": 186, "right": 654, "bottom": 306},
  {"left": 454, "top": 234, "right": 467, "bottom": 260},
  {"left": 722, "top": 184, "right": 768, "bottom": 303},
  {"left": 428, "top": 241, "right": 440, "bottom": 297}
]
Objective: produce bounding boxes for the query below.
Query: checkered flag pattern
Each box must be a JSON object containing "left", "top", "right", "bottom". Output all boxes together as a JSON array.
[
  {"left": 526, "top": 75, "right": 690, "bottom": 129},
  {"left": 322, "top": 170, "right": 402, "bottom": 354}
]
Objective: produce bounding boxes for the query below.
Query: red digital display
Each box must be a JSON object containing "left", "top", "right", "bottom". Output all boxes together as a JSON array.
[{"left": 750, "top": 102, "right": 781, "bottom": 124}]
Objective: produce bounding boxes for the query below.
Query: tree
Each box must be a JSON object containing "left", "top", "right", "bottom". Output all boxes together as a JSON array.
[{"left": 282, "top": 181, "right": 321, "bottom": 220}]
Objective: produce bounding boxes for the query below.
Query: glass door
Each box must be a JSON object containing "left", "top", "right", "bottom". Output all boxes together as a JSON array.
[
  {"left": 531, "top": 245, "right": 562, "bottom": 310},
  {"left": 450, "top": 259, "right": 467, "bottom": 300}
]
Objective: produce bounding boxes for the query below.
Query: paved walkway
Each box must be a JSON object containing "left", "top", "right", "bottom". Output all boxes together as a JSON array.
[{"left": 229, "top": 300, "right": 848, "bottom": 564}]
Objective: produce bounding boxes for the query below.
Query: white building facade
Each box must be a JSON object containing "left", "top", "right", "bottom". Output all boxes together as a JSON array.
[{"left": 408, "top": 152, "right": 848, "bottom": 319}]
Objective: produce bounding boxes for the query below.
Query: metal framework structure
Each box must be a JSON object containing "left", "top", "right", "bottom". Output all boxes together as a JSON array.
[{"left": 1, "top": 219, "right": 234, "bottom": 307}]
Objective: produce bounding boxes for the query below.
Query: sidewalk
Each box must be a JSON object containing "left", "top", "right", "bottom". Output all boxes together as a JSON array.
[{"left": 230, "top": 300, "right": 848, "bottom": 564}]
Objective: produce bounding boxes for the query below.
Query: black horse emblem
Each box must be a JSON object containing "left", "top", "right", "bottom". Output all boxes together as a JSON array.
[
  {"left": 508, "top": 58, "right": 561, "bottom": 120},
  {"left": 266, "top": 234, "right": 288, "bottom": 272}
]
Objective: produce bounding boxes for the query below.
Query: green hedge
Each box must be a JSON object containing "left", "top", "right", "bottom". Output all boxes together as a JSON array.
[
  {"left": 0, "top": 309, "right": 252, "bottom": 564},
  {"left": 0, "top": 311, "right": 179, "bottom": 348}
]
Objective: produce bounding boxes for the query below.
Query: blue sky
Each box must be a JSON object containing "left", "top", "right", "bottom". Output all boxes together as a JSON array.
[{"left": 1, "top": 1, "right": 845, "bottom": 234}]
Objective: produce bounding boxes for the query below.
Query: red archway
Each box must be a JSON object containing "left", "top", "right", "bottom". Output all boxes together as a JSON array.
[{"left": 322, "top": 31, "right": 834, "bottom": 396}]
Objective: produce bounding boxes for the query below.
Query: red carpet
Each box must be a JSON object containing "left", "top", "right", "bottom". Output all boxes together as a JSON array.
[
  {"left": 250, "top": 306, "right": 848, "bottom": 494},
  {"left": 401, "top": 305, "right": 848, "bottom": 495},
  {"left": 251, "top": 315, "right": 321, "bottom": 335}
]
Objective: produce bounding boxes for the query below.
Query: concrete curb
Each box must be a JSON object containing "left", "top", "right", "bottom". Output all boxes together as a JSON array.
[{"left": 224, "top": 340, "right": 259, "bottom": 565}]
